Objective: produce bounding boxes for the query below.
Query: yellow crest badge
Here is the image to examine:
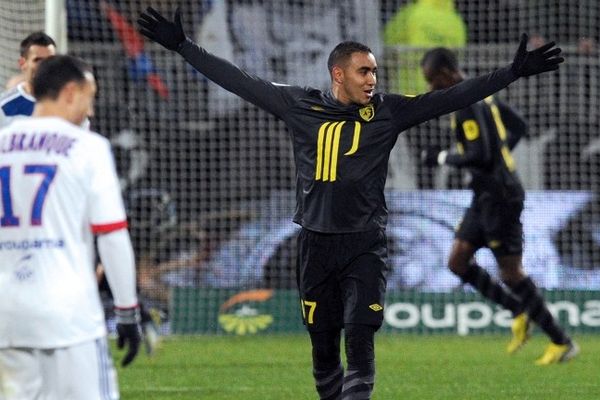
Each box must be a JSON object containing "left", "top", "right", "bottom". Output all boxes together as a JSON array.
[{"left": 359, "top": 104, "right": 375, "bottom": 122}]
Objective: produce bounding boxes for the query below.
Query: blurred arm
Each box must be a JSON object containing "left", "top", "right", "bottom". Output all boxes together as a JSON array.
[{"left": 97, "top": 229, "right": 138, "bottom": 309}]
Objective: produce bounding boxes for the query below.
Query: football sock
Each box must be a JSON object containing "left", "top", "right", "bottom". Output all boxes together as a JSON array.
[
  {"left": 342, "top": 324, "right": 375, "bottom": 400},
  {"left": 460, "top": 263, "right": 523, "bottom": 316},
  {"left": 310, "top": 329, "right": 344, "bottom": 400},
  {"left": 509, "top": 277, "right": 570, "bottom": 345}
]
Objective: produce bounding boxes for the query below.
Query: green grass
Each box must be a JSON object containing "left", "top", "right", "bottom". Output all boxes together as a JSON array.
[{"left": 115, "top": 334, "right": 600, "bottom": 399}]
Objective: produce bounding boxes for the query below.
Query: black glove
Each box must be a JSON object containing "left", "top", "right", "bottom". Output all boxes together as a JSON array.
[
  {"left": 511, "top": 33, "right": 564, "bottom": 77},
  {"left": 115, "top": 307, "right": 142, "bottom": 367},
  {"left": 137, "top": 7, "right": 185, "bottom": 51},
  {"left": 421, "top": 146, "right": 443, "bottom": 167}
]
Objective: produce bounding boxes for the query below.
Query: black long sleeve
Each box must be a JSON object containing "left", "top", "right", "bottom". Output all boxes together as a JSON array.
[
  {"left": 177, "top": 38, "right": 305, "bottom": 120},
  {"left": 386, "top": 66, "right": 518, "bottom": 132}
]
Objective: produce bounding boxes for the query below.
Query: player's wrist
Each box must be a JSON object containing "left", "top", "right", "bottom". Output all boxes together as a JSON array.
[
  {"left": 115, "top": 306, "right": 141, "bottom": 324},
  {"left": 175, "top": 37, "right": 191, "bottom": 53},
  {"left": 437, "top": 150, "right": 448, "bottom": 165}
]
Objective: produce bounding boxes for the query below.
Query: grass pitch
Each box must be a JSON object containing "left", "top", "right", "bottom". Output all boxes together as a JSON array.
[{"left": 115, "top": 334, "right": 599, "bottom": 399}]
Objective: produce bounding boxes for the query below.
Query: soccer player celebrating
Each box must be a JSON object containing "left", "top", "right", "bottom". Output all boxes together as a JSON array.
[
  {"left": 138, "top": 7, "right": 563, "bottom": 398},
  {"left": 0, "top": 32, "right": 56, "bottom": 126},
  {"left": 0, "top": 55, "right": 141, "bottom": 399},
  {"left": 420, "top": 47, "right": 578, "bottom": 365}
]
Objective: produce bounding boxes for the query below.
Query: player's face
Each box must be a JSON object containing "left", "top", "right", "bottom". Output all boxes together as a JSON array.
[
  {"left": 68, "top": 72, "right": 97, "bottom": 126},
  {"left": 19, "top": 45, "right": 57, "bottom": 83},
  {"left": 422, "top": 64, "right": 455, "bottom": 91},
  {"left": 337, "top": 52, "right": 377, "bottom": 105}
]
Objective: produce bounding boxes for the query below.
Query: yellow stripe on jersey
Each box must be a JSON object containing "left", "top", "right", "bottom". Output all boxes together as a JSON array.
[
  {"left": 344, "top": 121, "right": 362, "bottom": 155},
  {"left": 315, "top": 122, "right": 330, "bottom": 180},
  {"left": 329, "top": 121, "right": 345, "bottom": 182},
  {"left": 489, "top": 102, "right": 508, "bottom": 140},
  {"left": 322, "top": 122, "right": 339, "bottom": 181},
  {"left": 487, "top": 100, "right": 516, "bottom": 171}
]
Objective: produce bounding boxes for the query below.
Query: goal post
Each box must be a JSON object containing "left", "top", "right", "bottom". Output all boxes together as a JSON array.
[{"left": 45, "top": 0, "right": 67, "bottom": 53}]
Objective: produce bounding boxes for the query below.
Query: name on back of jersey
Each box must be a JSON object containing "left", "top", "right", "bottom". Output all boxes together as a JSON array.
[{"left": 0, "top": 132, "right": 77, "bottom": 157}]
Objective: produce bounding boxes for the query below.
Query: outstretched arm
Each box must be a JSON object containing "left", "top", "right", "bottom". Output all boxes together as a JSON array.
[
  {"left": 138, "top": 7, "right": 300, "bottom": 119},
  {"left": 391, "top": 33, "right": 564, "bottom": 131}
]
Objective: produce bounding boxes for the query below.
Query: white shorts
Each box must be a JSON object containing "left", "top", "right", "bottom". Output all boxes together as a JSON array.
[{"left": 0, "top": 337, "right": 118, "bottom": 400}]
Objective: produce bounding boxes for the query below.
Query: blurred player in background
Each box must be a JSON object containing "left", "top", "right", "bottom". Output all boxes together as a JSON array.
[
  {"left": 138, "top": 6, "right": 563, "bottom": 399},
  {"left": 0, "top": 32, "right": 56, "bottom": 126},
  {"left": 420, "top": 47, "right": 578, "bottom": 365},
  {"left": 0, "top": 55, "right": 140, "bottom": 399}
]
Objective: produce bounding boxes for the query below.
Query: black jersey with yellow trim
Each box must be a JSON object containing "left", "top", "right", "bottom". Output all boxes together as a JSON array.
[
  {"left": 178, "top": 39, "right": 519, "bottom": 233},
  {"left": 446, "top": 95, "right": 527, "bottom": 199}
]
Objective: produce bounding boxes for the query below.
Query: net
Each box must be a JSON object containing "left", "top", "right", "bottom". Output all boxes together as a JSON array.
[
  {"left": 1, "top": 0, "right": 599, "bottom": 335},
  {"left": 0, "top": 0, "right": 46, "bottom": 87}
]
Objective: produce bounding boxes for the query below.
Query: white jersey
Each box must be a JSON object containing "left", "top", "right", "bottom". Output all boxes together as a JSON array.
[{"left": 0, "top": 117, "right": 128, "bottom": 348}]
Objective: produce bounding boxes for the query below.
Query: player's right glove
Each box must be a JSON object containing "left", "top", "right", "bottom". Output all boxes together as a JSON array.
[
  {"left": 421, "top": 146, "right": 447, "bottom": 167},
  {"left": 137, "top": 7, "right": 185, "bottom": 51},
  {"left": 115, "top": 306, "right": 142, "bottom": 367},
  {"left": 511, "top": 33, "right": 564, "bottom": 77}
]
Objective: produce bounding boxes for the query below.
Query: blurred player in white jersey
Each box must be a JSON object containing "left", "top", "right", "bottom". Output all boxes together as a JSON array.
[
  {"left": 0, "top": 32, "right": 56, "bottom": 127},
  {"left": 1, "top": 32, "right": 159, "bottom": 354},
  {"left": 0, "top": 55, "right": 141, "bottom": 399}
]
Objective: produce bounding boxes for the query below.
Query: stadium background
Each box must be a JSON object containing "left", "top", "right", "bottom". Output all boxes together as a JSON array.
[{"left": 1, "top": 0, "right": 599, "bottom": 336}]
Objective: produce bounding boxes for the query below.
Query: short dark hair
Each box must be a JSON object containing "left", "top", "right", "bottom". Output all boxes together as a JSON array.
[
  {"left": 327, "top": 41, "right": 372, "bottom": 74},
  {"left": 20, "top": 31, "right": 56, "bottom": 57},
  {"left": 32, "top": 55, "right": 93, "bottom": 101},
  {"left": 420, "top": 47, "right": 459, "bottom": 72}
]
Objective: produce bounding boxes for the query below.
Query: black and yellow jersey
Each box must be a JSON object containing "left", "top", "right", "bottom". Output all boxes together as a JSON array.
[
  {"left": 446, "top": 96, "right": 527, "bottom": 199},
  {"left": 178, "top": 39, "right": 519, "bottom": 233}
]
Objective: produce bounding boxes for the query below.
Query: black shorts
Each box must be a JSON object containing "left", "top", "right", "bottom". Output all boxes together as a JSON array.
[
  {"left": 296, "top": 228, "right": 388, "bottom": 332},
  {"left": 456, "top": 192, "right": 524, "bottom": 257}
]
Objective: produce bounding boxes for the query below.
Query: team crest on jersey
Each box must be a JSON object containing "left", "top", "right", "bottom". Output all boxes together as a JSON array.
[
  {"left": 359, "top": 104, "right": 375, "bottom": 122},
  {"left": 14, "top": 254, "right": 34, "bottom": 281}
]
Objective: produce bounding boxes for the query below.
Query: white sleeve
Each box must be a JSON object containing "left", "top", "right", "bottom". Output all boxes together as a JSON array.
[
  {"left": 87, "top": 138, "right": 128, "bottom": 233},
  {"left": 97, "top": 229, "right": 138, "bottom": 308}
]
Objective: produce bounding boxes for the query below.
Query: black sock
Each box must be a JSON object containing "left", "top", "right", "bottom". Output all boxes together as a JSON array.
[
  {"left": 460, "top": 263, "right": 523, "bottom": 316},
  {"left": 510, "top": 277, "right": 570, "bottom": 345},
  {"left": 310, "top": 330, "right": 343, "bottom": 400},
  {"left": 342, "top": 324, "right": 375, "bottom": 400}
]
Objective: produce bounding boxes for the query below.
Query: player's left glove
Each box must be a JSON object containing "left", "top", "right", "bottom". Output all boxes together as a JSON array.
[
  {"left": 115, "top": 306, "right": 142, "bottom": 367},
  {"left": 137, "top": 7, "right": 186, "bottom": 51},
  {"left": 511, "top": 33, "right": 564, "bottom": 77},
  {"left": 421, "top": 146, "right": 447, "bottom": 167}
]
